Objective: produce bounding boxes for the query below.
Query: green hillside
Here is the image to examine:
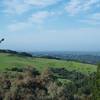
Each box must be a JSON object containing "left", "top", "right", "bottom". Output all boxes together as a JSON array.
[
  {"left": 0, "top": 52, "right": 98, "bottom": 99},
  {"left": 0, "top": 53, "right": 97, "bottom": 74}
]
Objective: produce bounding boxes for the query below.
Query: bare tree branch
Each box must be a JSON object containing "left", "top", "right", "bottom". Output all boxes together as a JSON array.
[{"left": 0, "top": 38, "right": 4, "bottom": 43}]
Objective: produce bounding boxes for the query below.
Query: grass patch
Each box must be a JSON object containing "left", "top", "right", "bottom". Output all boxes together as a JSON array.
[{"left": 0, "top": 53, "right": 97, "bottom": 74}]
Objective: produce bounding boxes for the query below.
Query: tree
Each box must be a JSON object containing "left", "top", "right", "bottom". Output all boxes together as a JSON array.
[{"left": 0, "top": 38, "right": 4, "bottom": 43}]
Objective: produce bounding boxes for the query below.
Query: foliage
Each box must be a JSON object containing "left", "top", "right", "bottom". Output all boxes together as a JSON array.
[
  {"left": 0, "top": 66, "right": 97, "bottom": 100},
  {"left": 0, "top": 52, "right": 98, "bottom": 100},
  {"left": 92, "top": 64, "right": 100, "bottom": 100}
]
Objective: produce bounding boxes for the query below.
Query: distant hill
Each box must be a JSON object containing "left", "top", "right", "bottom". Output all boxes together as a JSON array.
[
  {"left": 0, "top": 49, "right": 32, "bottom": 57},
  {"left": 31, "top": 51, "right": 100, "bottom": 64},
  {"left": 1, "top": 49, "right": 100, "bottom": 65},
  {"left": 1, "top": 49, "right": 100, "bottom": 64}
]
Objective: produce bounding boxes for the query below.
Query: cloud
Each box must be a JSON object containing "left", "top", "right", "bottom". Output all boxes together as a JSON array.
[
  {"left": 7, "top": 11, "right": 55, "bottom": 32},
  {"left": 79, "top": 13, "right": 100, "bottom": 25},
  {"left": 7, "top": 21, "right": 31, "bottom": 32},
  {"left": 24, "top": 0, "right": 61, "bottom": 7},
  {"left": 80, "top": 19, "right": 100, "bottom": 25},
  {"left": 30, "top": 11, "right": 54, "bottom": 24},
  {"left": 3, "top": 0, "right": 61, "bottom": 14},
  {"left": 65, "top": 0, "right": 81, "bottom": 15},
  {"left": 90, "top": 13, "right": 100, "bottom": 20},
  {"left": 65, "top": 0, "right": 100, "bottom": 24},
  {"left": 3, "top": 0, "right": 30, "bottom": 14},
  {"left": 65, "top": 0, "right": 100, "bottom": 16}
]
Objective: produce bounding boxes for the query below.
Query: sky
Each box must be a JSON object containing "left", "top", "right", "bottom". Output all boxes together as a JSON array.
[{"left": 0, "top": 0, "right": 100, "bottom": 51}]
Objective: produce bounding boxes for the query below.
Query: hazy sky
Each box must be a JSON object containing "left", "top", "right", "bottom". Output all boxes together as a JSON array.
[{"left": 0, "top": 0, "right": 100, "bottom": 51}]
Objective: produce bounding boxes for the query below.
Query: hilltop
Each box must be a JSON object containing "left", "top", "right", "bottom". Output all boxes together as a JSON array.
[
  {"left": 0, "top": 49, "right": 33, "bottom": 57},
  {"left": 0, "top": 50, "right": 98, "bottom": 100},
  {"left": 0, "top": 50, "right": 97, "bottom": 74}
]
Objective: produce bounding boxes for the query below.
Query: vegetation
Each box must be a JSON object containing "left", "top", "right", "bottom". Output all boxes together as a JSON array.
[
  {"left": 0, "top": 49, "right": 32, "bottom": 57},
  {"left": 32, "top": 51, "right": 100, "bottom": 65},
  {"left": 0, "top": 53, "right": 97, "bottom": 74},
  {"left": 93, "top": 64, "right": 100, "bottom": 100},
  {"left": 0, "top": 38, "right": 4, "bottom": 43},
  {"left": 0, "top": 66, "right": 97, "bottom": 100},
  {"left": 0, "top": 52, "right": 99, "bottom": 100}
]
